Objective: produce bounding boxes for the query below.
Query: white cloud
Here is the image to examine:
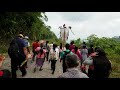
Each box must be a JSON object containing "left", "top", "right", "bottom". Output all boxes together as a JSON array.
[{"left": 45, "top": 12, "right": 120, "bottom": 42}]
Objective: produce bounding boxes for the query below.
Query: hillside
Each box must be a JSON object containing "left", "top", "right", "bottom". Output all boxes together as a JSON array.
[{"left": 0, "top": 12, "right": 60, "bottom": 53}]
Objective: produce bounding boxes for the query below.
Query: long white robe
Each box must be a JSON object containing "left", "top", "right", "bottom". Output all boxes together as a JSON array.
[{"left": 60, "top": 27, "right": 69, "bottom": 42}]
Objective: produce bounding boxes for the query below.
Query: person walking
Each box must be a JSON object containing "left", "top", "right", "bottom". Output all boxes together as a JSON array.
[
  {"left": 58, "top": 54, "right": 89, "bottom": 78},
  {"left": 31, "top": 39, "right": 40, "bottom": 63},
  {"left": 8, "top": 34, "right": 28, "bottom": 78},
  {"left": 60, "top": 43, "right": 73, "bottom": 73},
  {"left": 43, "top": 41, "right": 50, "bottom": 61},
  {"left": 49, "top": 44, "right": 59, "bottom": 74},
  {"left": 83, "top": 47, "right": 112, "bottom": 79},
  {"left": 71, "top": 46, "right": 82, "bottom": 61},
  {"left": 33, "top": 47, "right": 46, "bottom": 72},
  {"left": 81, "top": 45, "right": 88, "bottom": 65}
]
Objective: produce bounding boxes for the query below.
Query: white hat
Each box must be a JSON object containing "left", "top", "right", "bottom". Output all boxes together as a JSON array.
[{"left": 24, "top": 36, "right": 29, "bottom": 39}]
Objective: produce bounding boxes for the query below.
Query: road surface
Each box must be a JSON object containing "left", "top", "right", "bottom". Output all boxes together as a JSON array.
[{"left": 1, "top": 55, "right": 82, "bottom": 78}]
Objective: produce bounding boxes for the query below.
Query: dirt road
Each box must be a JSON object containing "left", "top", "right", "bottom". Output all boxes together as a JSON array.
[{"left": 1, "top": 57, "right": 64, "bottom": 78}]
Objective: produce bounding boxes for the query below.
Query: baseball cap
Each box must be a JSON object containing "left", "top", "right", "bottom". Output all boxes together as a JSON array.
[{"left": 18, "top": 34, "right": 24, "bottom": 38}]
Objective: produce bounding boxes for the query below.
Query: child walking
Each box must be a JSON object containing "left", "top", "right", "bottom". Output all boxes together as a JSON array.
[{"left": 33, "top": 47, "right": 46, "bottom": 72}]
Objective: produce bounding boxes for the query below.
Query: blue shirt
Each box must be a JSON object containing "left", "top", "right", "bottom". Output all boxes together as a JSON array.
[
  {"left": 16, "top": 37, "right": 26, "bottom": 58},
  {"left": 23, "top": 39, "right": 28, "bottom": 47}
]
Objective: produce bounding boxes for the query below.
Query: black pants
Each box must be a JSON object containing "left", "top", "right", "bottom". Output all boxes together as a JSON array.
[
  {"left": 11, "top": 57, "right": 26, "bottom": 78},
  {"left": 62, "top": 63, "right": 67, "bottom": 73},
  {"left": 46, "top": 52, "right": 49, "bottom": 61},
  {"left": 32, "top": 51, "right": 37, "bottom": 61},
  {"left": 51, "top": 60, "right": 57, "bottom": 73},
  {"left": 88, "top": 69, "right": 94, "bottom": 78}
]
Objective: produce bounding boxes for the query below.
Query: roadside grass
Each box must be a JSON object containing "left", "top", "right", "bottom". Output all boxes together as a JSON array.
[{"left": 108, "top": 54, "right": 120, "bottom": 78}]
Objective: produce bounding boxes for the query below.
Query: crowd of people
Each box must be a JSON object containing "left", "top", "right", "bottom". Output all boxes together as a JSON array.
[{"left": 0, "top": 33, "right": 112, "bottom": 79}]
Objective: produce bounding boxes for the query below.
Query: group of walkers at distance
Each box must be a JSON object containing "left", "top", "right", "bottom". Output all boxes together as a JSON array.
[{"left": 0, "top": 32, "right": 112, "bottom": 78}]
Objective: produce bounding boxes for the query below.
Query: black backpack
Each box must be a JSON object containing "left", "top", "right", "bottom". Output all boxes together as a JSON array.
[{"left": 8, "top": 39, "right": 20, "bottom": 58}]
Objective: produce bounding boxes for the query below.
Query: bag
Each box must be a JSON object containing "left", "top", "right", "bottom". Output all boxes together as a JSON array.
[
  {"left": 8, "top": 39, "right": 20, "bottom": 58},
  {"left": 47, "top": 45, "right": 50, "bottom": 52},
  {"left": 53, "top": 50, "right": 57, "bottom": 60},
  {"left": 63, "top": 50, "right": 71, "bottom": 62},
  {"left": 49, "top": 49, "right": 56, "bottom": 60},
  {"left": 37, "top": 48, "right": 46, "bottom": 59}
]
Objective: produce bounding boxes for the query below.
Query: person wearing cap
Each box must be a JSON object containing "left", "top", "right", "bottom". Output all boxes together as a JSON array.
[
  {"left": 8, "top": 33, "right": 28, "bottom": 78},
  {"left": 58, "top": 54, "right": 88, "bottom": 78}
]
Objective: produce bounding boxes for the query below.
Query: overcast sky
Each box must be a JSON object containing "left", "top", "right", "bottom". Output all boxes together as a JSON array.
[{"left": 44, "top": 12, "right": 120, "bottom": 42}]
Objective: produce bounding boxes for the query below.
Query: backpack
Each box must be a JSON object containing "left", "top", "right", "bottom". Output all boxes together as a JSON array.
[
  {"left": 63, "top": 50, "right": 71, "bottom": 63},
  {"left": 49, "top": 49, "right": 57, "bottom": 60},
  {"left": 8, "top": 39, "right": 20, "bottom": 58}
]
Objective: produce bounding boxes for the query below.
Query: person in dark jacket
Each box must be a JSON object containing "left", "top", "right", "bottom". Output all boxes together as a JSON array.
[
  {"left": 83, "top": 47, "right": 112, "bottom": 79},
  {"left": 8, "top": 34, "right": 28, "bottom": 78}
]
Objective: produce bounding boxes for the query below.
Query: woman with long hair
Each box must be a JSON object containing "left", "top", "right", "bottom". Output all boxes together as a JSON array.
[{"left": 83, "top": 47, "right": 112, "bottom": 79}]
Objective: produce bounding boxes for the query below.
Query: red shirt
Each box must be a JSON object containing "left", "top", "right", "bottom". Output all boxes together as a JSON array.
[
  {"left": 32, "top": 42, "right": 40, "bottom": 50},
  {"left": 71, "top": 49, "right": 82, "bottom": 60},
  {"left": 69, "top": 44, "right": 75, "bottom": 51}
]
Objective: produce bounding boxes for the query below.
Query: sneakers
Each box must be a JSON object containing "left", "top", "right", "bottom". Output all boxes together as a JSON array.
[
  {"left": 22, "top": 73, "right": 27, "bottom": 77},
  {"left": 39, "top": 68, "right": 43, "bottom": 71},
  {"left": 52, "top": 72, "right": 54, "bottom": 75}
]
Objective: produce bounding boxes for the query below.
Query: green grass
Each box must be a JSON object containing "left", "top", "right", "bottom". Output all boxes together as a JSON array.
[
  {"left": 107, "top": 54, "right": 120, "bottom": 78},
  {"left": 0, "top": 44, "right": 8, "bottom": 54}
]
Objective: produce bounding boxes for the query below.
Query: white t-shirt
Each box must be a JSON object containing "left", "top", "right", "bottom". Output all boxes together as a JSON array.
[
  {"left": 49, "top": 47, "right": 59, "bottom": 60},
  {"left": 28, "top": 42, "right": 30, "bottom": 47},
  {"left": 55, "top": 48, "right": 59, "bottom": 60}
]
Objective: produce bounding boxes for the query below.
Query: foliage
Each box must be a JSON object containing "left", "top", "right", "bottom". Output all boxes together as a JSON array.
[
  {"left": 0, "top": 12, "right": 58, "bottom": 42},
  {"left": 0, "top": 12, "right": 59, "bottom": 53},
  {"left": 74, "top": 34, "right": 120, "bottom": 78}
]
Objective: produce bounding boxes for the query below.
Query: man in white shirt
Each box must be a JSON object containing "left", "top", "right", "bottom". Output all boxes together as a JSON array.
[{"left": 49, "top": 44, "right": 59, "bottom": 74}]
